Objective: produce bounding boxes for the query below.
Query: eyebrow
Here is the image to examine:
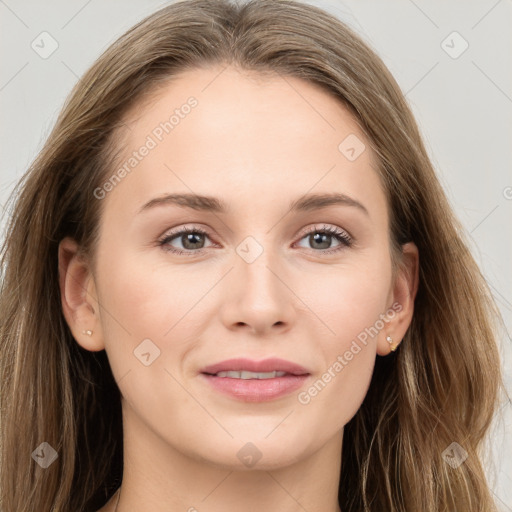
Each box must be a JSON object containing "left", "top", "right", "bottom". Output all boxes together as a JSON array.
[{"left": 138, "top": 192, "right": 369, "bottom": 216}]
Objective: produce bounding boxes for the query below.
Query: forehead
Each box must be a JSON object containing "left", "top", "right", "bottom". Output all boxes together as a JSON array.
[
  {"left": 124, "top": 65, "right": 361, "bottom": 134},
  {"left": 103, "top": 65, "right": 385, "bottom": 219}
]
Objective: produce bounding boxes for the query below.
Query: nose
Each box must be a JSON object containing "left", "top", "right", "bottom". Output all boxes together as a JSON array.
[{"left": 218, "top": 248, "right": 296, "bottom": 336}]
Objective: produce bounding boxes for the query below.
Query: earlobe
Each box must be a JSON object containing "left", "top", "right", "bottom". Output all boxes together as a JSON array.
[
  {"left": 377, "top": 242, "right": 419, "bottom": 356},
  {"left": 58, "top": 237, "right": 105, "bottom": 352},
  {"left": 386, "top": 335, "right": 399, "bottom": 352}
]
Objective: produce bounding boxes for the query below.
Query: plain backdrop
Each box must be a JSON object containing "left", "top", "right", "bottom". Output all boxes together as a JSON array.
[{"left": 1, "top": 0, "right": 511, "bottom": 509}]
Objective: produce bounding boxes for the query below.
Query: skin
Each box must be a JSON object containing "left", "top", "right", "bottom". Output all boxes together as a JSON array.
[{"left": 59, "top": 65, "right": 418, "bottom": 512}]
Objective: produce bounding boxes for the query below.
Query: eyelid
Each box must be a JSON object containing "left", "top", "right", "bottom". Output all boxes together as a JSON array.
[{"left": 295, "top": 223, "right": 352, "bottom": 243}]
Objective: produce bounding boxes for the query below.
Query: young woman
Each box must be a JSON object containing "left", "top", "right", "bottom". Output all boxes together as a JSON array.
[{"left": 0, "top": 0, "right": 505, "bottom": 510}]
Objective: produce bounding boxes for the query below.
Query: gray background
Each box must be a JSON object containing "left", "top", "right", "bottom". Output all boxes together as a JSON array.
[{"left": 1, "top": 0, "right": 511, "bottom": 509}]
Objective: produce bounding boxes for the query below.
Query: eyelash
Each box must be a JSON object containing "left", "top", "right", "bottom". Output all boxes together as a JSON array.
[{"left": 157, "top": 224, "right": 353, "bottom": 256}]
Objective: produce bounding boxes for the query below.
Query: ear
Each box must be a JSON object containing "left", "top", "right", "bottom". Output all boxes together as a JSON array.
[
  {"left": 58, "top": 237, "right": 105, "bottom": 351},
  {"left": 377, "top": 242, "right": 419, "bottom": 356}
]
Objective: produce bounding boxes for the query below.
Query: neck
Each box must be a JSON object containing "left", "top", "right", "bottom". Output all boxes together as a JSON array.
[{"left": 108, "top": 400, "right": 344, "bottom": 512}]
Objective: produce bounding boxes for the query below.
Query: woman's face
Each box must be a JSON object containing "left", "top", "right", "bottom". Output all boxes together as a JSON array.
[{"left": 61, "top": 65, "right": 417, "bottom": 470}]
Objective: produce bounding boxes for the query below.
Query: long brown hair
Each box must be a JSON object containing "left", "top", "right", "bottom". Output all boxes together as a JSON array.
[{"left": 0, "top": 0, "right": 505, "bottom": 510}]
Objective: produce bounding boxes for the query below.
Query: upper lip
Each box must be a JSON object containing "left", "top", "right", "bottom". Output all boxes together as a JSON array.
[{"left": 201, "top": 357, "right": 310, "bottom": 376}]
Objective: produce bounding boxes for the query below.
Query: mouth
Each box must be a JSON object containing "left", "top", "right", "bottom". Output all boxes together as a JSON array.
[{"left": 199, "top": 358, "right": 311, "bottom": 402}]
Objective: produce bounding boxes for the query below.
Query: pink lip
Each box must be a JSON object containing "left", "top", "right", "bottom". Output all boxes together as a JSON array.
[
  {"left": 200, "top": 374, "right": 309, "bottom": 402},
  {"left": 199, "top": 358, "right": 311, "bottom": 402},
  {"left": 200, "top": 357, "right": 310, "bottom": 376}
]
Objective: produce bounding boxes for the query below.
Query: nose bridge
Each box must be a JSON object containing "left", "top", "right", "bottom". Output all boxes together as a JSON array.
[
  {"left": 236, "top": 237, "right": 285, "bottom": 303},
  {"left": 220, "top": 234, "right": 294, "bottom": 333}
]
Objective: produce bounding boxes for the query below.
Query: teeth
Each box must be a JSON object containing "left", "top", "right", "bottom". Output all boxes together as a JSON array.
[{"left": 215, "top": 370, "right": 287, "bottom": 379}]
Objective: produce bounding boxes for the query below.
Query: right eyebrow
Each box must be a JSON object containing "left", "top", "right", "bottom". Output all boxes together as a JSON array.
[{"left": 138, "top": 193, "right": 227, "bottom": 214}]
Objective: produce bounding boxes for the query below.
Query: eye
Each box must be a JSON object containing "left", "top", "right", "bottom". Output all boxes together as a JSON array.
[
  {"left": 158, "top": 223, "right": 353, "bottom": 256},
  {"left": 158, "top": 226, "right": 215, "bottom": 256},
  {"left": 295, "top": 224, "right": 353, "bottom": 253}
]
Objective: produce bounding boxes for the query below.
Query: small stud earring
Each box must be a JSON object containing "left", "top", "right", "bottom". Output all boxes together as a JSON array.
[
  {"left": 83, "top": 330, "right": 93, "bottom": 336},
  {"left": 386, "top": 335, "right": 398, "bottom": 352}
]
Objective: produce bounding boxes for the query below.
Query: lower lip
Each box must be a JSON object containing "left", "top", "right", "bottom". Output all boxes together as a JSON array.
[{"left": 200, "top": 373, "right": 310, "bottom": 402}]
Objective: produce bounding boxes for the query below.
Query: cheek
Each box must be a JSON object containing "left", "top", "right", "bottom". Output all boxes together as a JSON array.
[
  {"left": 97, "top": 250, "right": 206, "bottom": 336},
  {"left": 95, "top": 252, "right": 205, "bottom": 416},
  {"left": 95, "top": 250, "right": 221, "bottom": 388},
  {"left": 299, "top": 255, "right": 391, "bottom": 345},
  {"left": 293, "top": 259, "right": 390, "bottom": 424}
]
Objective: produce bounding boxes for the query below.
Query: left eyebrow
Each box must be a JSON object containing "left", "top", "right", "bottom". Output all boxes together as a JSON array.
[
  {"left": 137, "top": 191, "right": 369, "bottom": 216},
  {"left": 289, "top": 192, "right": 369, "bottom": 216}
]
